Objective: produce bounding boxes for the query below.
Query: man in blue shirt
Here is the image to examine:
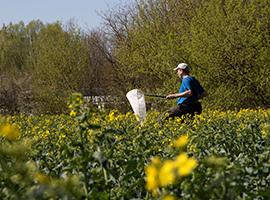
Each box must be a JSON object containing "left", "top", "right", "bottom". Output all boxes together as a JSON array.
[{"left": 165, "top": 63, "right": 206, "bottom": 119}]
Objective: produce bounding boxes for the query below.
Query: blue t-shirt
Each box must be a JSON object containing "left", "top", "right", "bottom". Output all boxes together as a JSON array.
[{"left": 177, "top": 76, "right": 205, "bottom": 105}]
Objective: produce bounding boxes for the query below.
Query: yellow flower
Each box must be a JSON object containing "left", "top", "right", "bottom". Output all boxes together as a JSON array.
[
  {"left": 175, "top": 153, "right": 198, "bottom": 176},
  {"left": 108, "top": 111, "right": 116, "bottom": 122},
  {"left": 151, "top": 156, "right": 161, "bottom": 166},
  {"left": 159, "top": 160, "right": 175, "bottom": 186},
  {"left": 70, "top": 110, "right": 76, "bottom": 117},
  {"left": 177, "top": 157, "right": 198, "bottom": 177},
  {"left": 163, "top": 195, "right": 176, "bottom": 200},
  {"left": 261, "top": 123, "right": 270, "bottom": 138},
  {"left": 173, "top": 134, "right": 188, "bottom": 148},
  {"left": 145, "top": 165, "right": 159, "bottom": 192},
  {"left": 175, "top": 153, "right": 188, "bottom": 166},
  {"left": 0, "top": 124, "right": 20, "bottom": 141}
]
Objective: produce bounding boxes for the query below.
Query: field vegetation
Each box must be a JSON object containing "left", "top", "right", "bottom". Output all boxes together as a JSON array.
[
  {"left": 0, "top": 0, "right": 270, "bottom": 199},
  {"left": 1, "top": 94, "right": 270, "bottom": 199}
]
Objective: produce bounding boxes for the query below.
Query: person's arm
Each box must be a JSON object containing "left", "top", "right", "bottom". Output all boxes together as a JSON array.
[{"left": 166, "top": 90, "right": 192, "bottom": 99}]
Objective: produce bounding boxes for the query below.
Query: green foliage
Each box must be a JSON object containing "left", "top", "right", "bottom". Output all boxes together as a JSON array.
[
  {"left": 0, "top": 21, "right": 29, "bottom": 72},
  {"left": 184, "top": 110, "right": 270, "bottom": 199},
  {"left": 32, "top": 22, "right": 90, "bottom": 113},
  {"left": 106, "top": 0, "right": 270, "bottom": 110},
  {"left": 188, "top": 0, "right": 270, "bottom": 109},
  {"left": 0, "top": 21, "right": 43, "bottom": 114},
  {"left": 1, "top": 94, "right": 270, "bottom": 199},
  {"left": 0, "top": 130, "right": 83, "bottom": 199},
  {"left": 111, "top": 0, "right": 195, "bottom": 93},
  {"left": 1, "top": 0, "right": 270, "bottom": 113},
  {"left": 0, "top": 21, "right": 104, "bottom": 114}
]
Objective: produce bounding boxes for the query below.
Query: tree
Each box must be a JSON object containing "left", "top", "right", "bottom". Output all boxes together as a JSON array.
[
  {"left": 103, "top": 0, "right": 270, "bottom": 110},
  {"left": 0, "top": 22, "right": 38, "bottom": 114},
  {"left": 188, "top": 0, "right": 270, "bottom": 109},
  {"left": 32, "top": 22, "right": 89, "bottom": 113},
  {"left": 102, "top": 0, "right": 202, "bottom": 110}
]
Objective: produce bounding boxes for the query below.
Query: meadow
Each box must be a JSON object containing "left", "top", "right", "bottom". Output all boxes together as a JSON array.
[{"left": 1, "top": 93, "right": 270, "bottom": 199}]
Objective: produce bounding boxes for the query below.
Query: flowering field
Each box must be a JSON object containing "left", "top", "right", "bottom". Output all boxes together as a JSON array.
[{"left": 1, "top": 94, "right": 270, "bottom": 199}]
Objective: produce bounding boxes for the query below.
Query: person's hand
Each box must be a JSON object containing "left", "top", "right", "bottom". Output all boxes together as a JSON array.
[
  {"left": 166, "top": 94, "right": 176, "bottom": 99},
  {"left": 186, "top": 90, "right": 192, "bottom": 96}
]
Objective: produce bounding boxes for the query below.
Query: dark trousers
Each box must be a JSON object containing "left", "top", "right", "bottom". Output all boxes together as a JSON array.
[{"left": 167, "top": 101, "right": 202, "bottom": 119}]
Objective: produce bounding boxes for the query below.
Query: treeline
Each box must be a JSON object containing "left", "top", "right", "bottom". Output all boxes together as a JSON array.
[
  {"left": 1, "top": 0, "right": 269, "bottom": 114},
  {"left": 0, "top": 21, "right": 115, "bottom": 114}
]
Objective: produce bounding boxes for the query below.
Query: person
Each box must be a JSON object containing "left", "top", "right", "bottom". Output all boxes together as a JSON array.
[{"left": 165, "top": 63, "right": 206, "bottom": 120}]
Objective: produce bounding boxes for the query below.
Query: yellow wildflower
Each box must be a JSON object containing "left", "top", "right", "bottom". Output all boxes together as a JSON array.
[
  {"left": 70, "top": 110, "right": 76, "bottom": 117},
  {"left": 175, "top": 153, "right": 188, "bottom": 166},
  {"left": 173, "top": 134, "right": 188, "bottom": 148},
  {"left": 163, "top": 195, "right": 176, "bottom": 200},
  {"left": 261, "top": 123, "right": 270, "bottom": 138},
  {"left": 0, "top": 123, "right": 20, "bottom": 141},
  {"left": 145, "top": 165, "right": 159, "bottom": 193},
  {"left": 177, "top": 157, "right": 198, "bottom": 177},
  {"left": 108, "top": 111, "right": 116, "bottom": 122},
  {"left": 175, "top": 153, "right": 198, "bottom": 176},
  {"left": 159, "top": 160, "right": 175, "bottom": 186},
  {"left": 151, "top": 156, "right": 161, "bottom": 166}
]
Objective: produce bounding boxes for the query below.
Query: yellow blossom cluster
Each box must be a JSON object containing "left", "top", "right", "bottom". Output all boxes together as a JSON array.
[
  {"left": 173, "top": 134, "right": 188, "bottom": 148},
  {"left": 70, "top": 110, "right": 77, "bottom": 117},
  {"left": 145, "top": 152, "right": 198, "bottom": 195},
  {"left": 260, "top": 123, "right": 270, "bottom": 138},
  {"left": 0, "top": 123, "right": 20, "bottom": 141},
  {"left": 163, "top": 195, "right": 176, "bottom": 200}
]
